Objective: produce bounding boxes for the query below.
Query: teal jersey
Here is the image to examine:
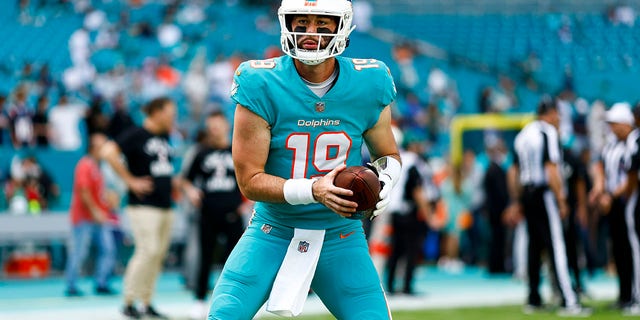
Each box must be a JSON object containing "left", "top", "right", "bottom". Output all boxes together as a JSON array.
[{"left": 231, "top": 55, "right": 397, "bottom": 229}]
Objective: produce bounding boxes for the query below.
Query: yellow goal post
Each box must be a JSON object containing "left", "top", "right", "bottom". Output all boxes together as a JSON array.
[{"left": 449, "top": 113, "right": 536, "bottom": 166}]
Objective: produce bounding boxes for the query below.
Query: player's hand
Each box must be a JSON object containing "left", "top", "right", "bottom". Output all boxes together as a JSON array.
[
  {"left": 185, "top": 185, "right": 203, "bottom": 208},
  {"left": 557, "top": 199, "right": 569, "bottom": 219},
  {"left": 588, "top": 186, "right": 602, "bottom": 206},
  {"left": 598, "top": 193, "right": 612, "bottom": 215},
  {"left": 127, "top": 176, "right": 154, "bottom": 199},
  {"left": 92, "top": 209, "right": 110, "bottom": 224},
  {"left": 502, "top": 203, "right": 523, "bottom": 227},
  {"left": 312, "top": 164, "right": 358, "bottom": 218},
  {"left": 371, "top": 173, "right": 392, "bottom": 220}
]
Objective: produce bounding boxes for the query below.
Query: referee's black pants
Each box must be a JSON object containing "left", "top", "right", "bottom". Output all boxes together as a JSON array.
[
  {"left": 522, "top": 186, "right": 577, "bottom": 307},
  {"left": 610, "top": 197, "right": 633, "bottom": 305},
  {"left": 563, "top": 205, "right": 583, "bottom": 292},
  {"left": 627, "top": 191, "right": 640, "bottom": 304}
]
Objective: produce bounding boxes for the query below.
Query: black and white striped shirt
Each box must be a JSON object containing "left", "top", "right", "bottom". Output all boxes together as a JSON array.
[
  {"left": 513, "top": 120, "right": 562, "bottom": 187},
  {"left": 601, "top": 134, "right": 628, "bottom": 193},
  {"left": 625, "top": 129, "right": 640, "bottom": 175}
]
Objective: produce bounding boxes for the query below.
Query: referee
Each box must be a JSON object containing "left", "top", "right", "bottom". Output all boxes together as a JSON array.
[
  {"left": 509, "top": 98, "right": 589, "bottom": 316},
  {"left": 590, "top": 102, "right": 638, "bottom": 312},
  {"left": 621, "top": 102, "right": 640, "bottom": 315}
]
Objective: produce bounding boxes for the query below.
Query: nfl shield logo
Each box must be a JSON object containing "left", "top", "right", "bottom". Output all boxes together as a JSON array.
[
  {"left": 298, "top": 241, "right": 310, "bottom": 253},
  {"left": 315, "top": 101, "right": 325, "bottom": 112},
  {"left": 304, "top": 0, "right": 317, "bottom": 6}
]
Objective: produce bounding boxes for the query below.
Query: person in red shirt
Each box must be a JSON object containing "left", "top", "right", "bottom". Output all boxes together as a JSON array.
[{"left": 64, "top": 133, "right": 117, "bottom": 296}]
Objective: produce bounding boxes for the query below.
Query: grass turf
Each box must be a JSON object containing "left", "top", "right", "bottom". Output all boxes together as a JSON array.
[{"left": 259, "top": 302, "right": 623, "bottom": 319}]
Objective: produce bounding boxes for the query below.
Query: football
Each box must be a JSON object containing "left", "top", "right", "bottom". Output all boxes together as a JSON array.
[{"left": 333, "top": 165, "right": 381, "bottom": 219}]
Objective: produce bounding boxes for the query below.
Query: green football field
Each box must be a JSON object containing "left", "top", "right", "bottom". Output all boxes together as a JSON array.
[{"left": 260, "top": 303, "right": 623, "bottom": 320}]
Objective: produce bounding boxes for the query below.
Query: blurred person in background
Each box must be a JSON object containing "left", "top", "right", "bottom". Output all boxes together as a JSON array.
[
  {"left": 107, "top": 92, "right": 135, "bottom": 140},
  {"left": 32, "top": 94, "right": 50, "bottom": 147},
  {"left": 508, "top": 98, "right": 590, "bottom": 316},
  {"left": 178, "top": 129, "right": 208, "bottom": 291},
  {"left": 617, "top": 102, "right": 640, "bottom": 315},
  {"left": 385, "top": 132, "right": 431, "bottom": 295},
  {"left": 49, "top": 95, "right": 87, "bottom": 151},
  {"left": 64, "top": 133, "right": 117, "bottom": 297},
  {"left": 8, "top": 85, "right": 34, "bottom": 149},
  {"left": 589, "top": 102, "right": 636, "bottom": 312},
  {"left": 8, "top": 154, "right": 59, "bottom": 212},
  {"left": 483, "top": 136, "right": 511, "bottom": 274},
  {"left": 391, "top": 41, "right": 419, "bottom": 97},
  {"left": 182, "top": 111, "right": 244, "bottom": 319},
  {"left": 85, "top": 95, "right": 110, "bottom": 135},
  {"left": 561, "top": 144, "right": 589, "bottom": 297},
  {"left": 438, "top": 163, "right": 472, "bottom": 273},
  {"left": 0, "top": 94, "right": 8, "bottom": 145},
  {"left": 102, "top": 97, "right": 177, "bottom": 320}
]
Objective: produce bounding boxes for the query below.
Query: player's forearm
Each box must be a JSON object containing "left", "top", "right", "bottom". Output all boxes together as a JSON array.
[
  {"left": 590, "top": 162, "right": 605, "bottom": 196},
  {"left": 237, "top": 171, "right": 287, "bottom": 203},
  {"left": 625, "top": 171, "right": 638, "bottom": 198},
  {"left": 506, "top": 165, "right": 521, "bottom": 204},
  {"left": 546, "top": 164, "right": 566, "bottom": 203},
  {"left": 101, "top": 142, "right": 134, "bottom": 185}
]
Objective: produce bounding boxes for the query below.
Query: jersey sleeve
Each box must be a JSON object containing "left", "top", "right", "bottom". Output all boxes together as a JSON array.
[
  {"left": 115, "top": 127, "right": 138, "bottom": 159},
  {"left": 626, "top": 136, "right": 640, "bottom": 172},
  {"left": 542, "top": 128, "right": 561, "bottom": 164},
  {"left": 376, "top": 61, "right": 397, "bottom": 107},
  {"left": 185, "top": 150, "right": 204, "bottom": 183},
  {"left": 230, "top": 60, "right": 275, "bottom": 125}
]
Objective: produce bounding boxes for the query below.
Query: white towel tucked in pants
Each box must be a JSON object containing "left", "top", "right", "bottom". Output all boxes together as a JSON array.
[{"left": 266, "top": 228, "right": 325, "bottom": 317}]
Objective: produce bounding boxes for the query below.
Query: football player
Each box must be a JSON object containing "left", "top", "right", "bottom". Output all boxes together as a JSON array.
[{"left": 207, "top": 0, "right": 401, "bottom": 319}]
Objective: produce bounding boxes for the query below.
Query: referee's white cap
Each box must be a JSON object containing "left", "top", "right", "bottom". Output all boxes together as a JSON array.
[{"left": 606, "top": 102, "right": 634, "bottom": 125}]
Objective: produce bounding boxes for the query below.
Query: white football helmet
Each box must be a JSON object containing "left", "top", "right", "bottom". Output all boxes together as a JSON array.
[{"left": 278, "top": 0, "right": 355, "bottom": 65}]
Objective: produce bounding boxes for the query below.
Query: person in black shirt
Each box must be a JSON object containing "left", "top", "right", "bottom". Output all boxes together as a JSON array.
[
  {"left": 561, "top": 146, "right": 589, "bottom": 296},
  {"left": 32, "top": 95, "right": 49, "bottom": 147},
  {"left": 483, "top": 137, "right": 510, "bottom": 274},
  {"left": 182, "top": 111, "right": 244, "bottom": 319},
  {"left": 385, "top": 135, "right": 430, "bottom": 295},
  {"left": 102, "top": 97, "right": 176, "bottom": 320},
  {"left": 107, "top": 93, "right": 135, "bottom": 140}
]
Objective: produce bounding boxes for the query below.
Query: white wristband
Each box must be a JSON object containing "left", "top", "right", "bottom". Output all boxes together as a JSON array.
[{"left": 283, "top": 178, "right": 318, "bottom": 205}]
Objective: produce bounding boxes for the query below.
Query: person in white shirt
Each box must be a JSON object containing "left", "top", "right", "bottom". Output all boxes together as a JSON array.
[{"left": 49, "top": 95, "right": 87, "bottom": 151}]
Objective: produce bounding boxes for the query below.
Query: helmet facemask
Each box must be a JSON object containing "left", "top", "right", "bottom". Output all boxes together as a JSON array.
[{"left": 278, "top": 0, "right": 355, "bottom": 65}]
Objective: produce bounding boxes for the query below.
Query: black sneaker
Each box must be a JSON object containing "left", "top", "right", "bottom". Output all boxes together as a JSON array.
[
  {"left": 122, "top": 305, "right": 141, "bottom": 319},
  {"left": 144, "top": 305, "right": 169, "bottom": 319},
  {"left": 95, "top": 286, "right": 117, "bottom": 295}
]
